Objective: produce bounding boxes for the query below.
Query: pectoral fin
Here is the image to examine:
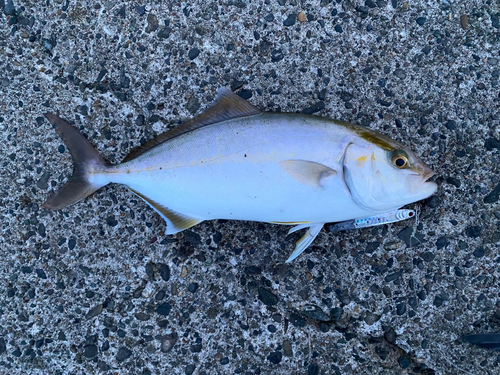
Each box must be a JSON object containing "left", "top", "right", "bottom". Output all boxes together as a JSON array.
[
  {"left": 128, "top": 188, "right": 201, "bottom": 234},
  {"left": 279, "top": 160, "right": 336, "bottom": 187},
  {"left": 286, "top": 223, "right": 324, "bottom": 263}
]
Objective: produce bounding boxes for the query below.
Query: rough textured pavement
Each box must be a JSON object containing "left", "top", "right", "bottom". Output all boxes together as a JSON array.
[{"left": 1, "top": 0, "right": 500, "bottom": 374}]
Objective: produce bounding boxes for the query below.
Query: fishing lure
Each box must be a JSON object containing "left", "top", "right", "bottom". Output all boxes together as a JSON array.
[{"left": 327, "top": 209, "right": 415, "bottom": 234}]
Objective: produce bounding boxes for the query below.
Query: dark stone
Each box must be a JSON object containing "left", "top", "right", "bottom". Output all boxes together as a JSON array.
[
  {"left": 106, "top": 216, "right": 118, "bottom": 227},
  {"left": 416, "top": 17, "right": 426, "bottom": 25},
  {"left": 0, "top": 338, "right": 5, "bottom": 354},
  {"left": 135, "top": 312, "right": 150, "bottom": 321},
  {"left": 289, "top": 313, "right": 306, "bottom": 327},
  {"left": 161, "top": 333, "right": 178, "bottom": 353},
  {"left": 466, "top": 226, "right": 481, "bottom": 238},
  {"left": 384, "top": 270, "right": 403, "bottom": 282},
  {"left": 245, "top": 266, "right": 262, "bottom": 274},
  {"left": 445, "top": 120, "right": 456, "bottom": 130},
  {"left": 264, "top": 13, "right": 274, "bottom": 22},
  {"left": 398, "top": 227, "right": 424, "bottom": 247},
  {"left": 157, "top": 302, "right": 171, "bottom": 316},
  {"left": 398, "top": 355, "right": 411, "bottom": 369},
  {"left": 339, "top": 91, "right": 353, "bottom": 102},
  {"left": 185, "top": 364, "right": 195, "bottom": 374},
  {"left": 258, "top": 287, "right": 278, "bottom": 306},
  {"left": 484, "top": 183, "right": 500, "bottom": 203},
  {"left": 116, "top": 346, "right": 132, "bottom": 362},
  {"left": 308, "top": 363, "right": 320, "bottom": 375},
  {"left": 365, "top": 0, "right": 377, "bottom": 8},
  {"left": 37, "top": 172, "right": 50, "bottom": 189},
  {"left": 433, "top": 295, "right": 444, "bottom": 307},
  {"left": 186, "top": 95, "right": 200, "bottom": 115},
  {"left": 426, "top": 195, "right": 441, "bottom": 208},
  {"left": 364, "top": 312, "right": 381, "bottom": 325},
  {"left": 160, "top": 264, "right": 170, "bottom": 282},
  {"left": 188, "top": 48, "right": 200, "bottom": 60},
  {"left": 84, "top": 345, "right": 98, "bottom": 358},
  {"left": 4, "top": 0, "right": 15, "bottom": 16},
  {"left": 230, "top": 80, "right": 247, "bottom": 91},
  {"left": 157, "top": 28, "right": 172, "bottom": 39},
  {"left": 421, "top": 251, "right": 435, "bottom": 262},
  {"left": 436, "top": 236, "right": 449, "bottom": 250},
  {"left": 146, "top": 13, "right": 159, "bottom": 33},
  {"left": 36, "top": 269, "right": 47, "bottom": 279},
  {"left": 237, "top": 90, "right": 252, "bottom": 100},
  {"left": 396, "top": 303, "right": 406, "bottom": 315},
  {"left": 422, "top": 46, "right": 431, "bottom": 55},
  {"left": 492, "top": 13, "right": 500, "bottom": 29},
  {"left": 393, "top": 68, "right": 407, "bottom": 79},
  {"left": 302, "top": 101, "right": 325, "bottom": 115},
  {"left": 334, "top": 25, "right": 343, "bottom": 33},
  {"left": 473, "top": 247, "right": 485, "bottom": 258},
  {"left": 267, "top": 351, "right": 282, "bottom": 364},
  {"left": 184, "top": 231, "right": 201, "bottom": 245},
  {"left": 301, "top": 305, "right": 330, "bottom": 321},
  {"left": 485, "top": 138, "right": 500, "bottom": 151},
  {"left": 331, "top": 307, "right": 343, "bottom": 321},
  {"left": 188, "top": 283, "right": 199, "bottom": 293},
  {"left": 446, "top": 177, "right": 461, "bottom": 188},
  {"left": 384, "top": 328, "right": 397, "bottom": 343},
  {"left": 86, "top": 304, "right": 103, "bottom": 319},
  {"left": 283, "top": 14, "right": 296, "bottom": 26},
  {"left": 271, "top": 49, "right": 284, "bottom": 62},
  {"left": 220, "top": 357, "right": 229, "bottom": 365}
]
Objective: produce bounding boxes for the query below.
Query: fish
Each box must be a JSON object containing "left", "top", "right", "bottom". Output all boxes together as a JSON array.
[{"left": 42, "top": 88, "right": 437, "bottom": 261}]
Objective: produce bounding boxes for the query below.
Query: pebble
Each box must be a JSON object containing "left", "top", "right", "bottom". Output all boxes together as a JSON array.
[
  {"left": 116, "top": 346, "right": 132, "bottom": 362},
  {"left": 146, "top": 14, "right": 159, "bottom": 33},
  {"left": 283, "top": 14, "right": 296, "bottom": 27},
  {"left": 258, "top": 287, "right": 278, "bottom": 306},
  {"left": 161, "top": 333, "right": 178, "bottom": 353},
  {"left": 301, "top": 305, "right": 330, "bottom": 321},
  {"left": 308, "top": 363, "right": 320, "bottom": 375},
  {"left": 460, "top": 14, "right": 468, "bottom": 30},
  {"left": 466, "top": 226, "right": 481, "bottom": 238},
  {"left": 364, "top": 312, "right": 381, "bottom": 325},
  {"left": 473, "top": 247, "right": 485, "bottom": 258},
  {"left": 393, "top": 68, "right": 407, "bottom": 79},
  {"left": 157, "top": 28, "right": 171, "bottom": 39},
  {"left": 156, "top": 302, "right": 171, "bottom": 316},
  {"left": 484, "top": 183, "right": 500, "bottom": 203},
  {"left": 86, "top": 304, "right": 103, "bottom": 319},
  {"left": 485, "top": 137, "right": 500, "bottom": 151},
  {"left": 160, "top": 264, "right": 170, "bottom": 281},
  {"left": 435, "top": 236, "right": 449, "bottom": 250},
  {"left": 181, "top": 265, "right": 188, "bottom": 278},
  {"left": 446, "top": 177, "right": 461, "bottom": 188},
  {"left": 302, "top": 102, "right": 325, "bottom": 115},
  {"left": 267, "top": 351, "right": 282, "bottom": 364},
  {"left": 416, "top": 17, "right": 426, "bottom": 26},
  {"left": 298, "top": 12, "right": 306, "bottom": 23},
  {"left": 283, "top": 340, "right": 293, "bottom": 357},
  {"left": 188, "top": 48, "right": 200, "bottom": 60},
  {"left": 84, "top": 345, "right": 98, "bottom": 358},
  {"left": 421, "top": 251, "right": 435, "bottom": 262},
  {"left": 289, "top": 313, "right": 306, "bottom": 327},
  {"left": 384, "top": 328, "right": 397, "bottom": 344},
  {"left": 396, "top": 303, "right": 406, "bottom": 316}
]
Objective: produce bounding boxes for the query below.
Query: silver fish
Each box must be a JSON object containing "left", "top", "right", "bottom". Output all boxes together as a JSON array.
[{"left": 42, "top": 88, "right": 437, "bottom": 261}]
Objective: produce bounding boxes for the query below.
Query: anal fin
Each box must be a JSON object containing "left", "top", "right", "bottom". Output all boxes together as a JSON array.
[
  {"left": 128, "top": 188, "right": 201, "bottom": 234},
  {"left": 286, "top": 223, "right": 324, "bottom": 263}
]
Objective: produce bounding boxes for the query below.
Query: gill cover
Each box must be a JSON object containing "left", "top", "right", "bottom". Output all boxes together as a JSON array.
[{"left": 343, "top": 143, "right": 409, "bottom": 211}]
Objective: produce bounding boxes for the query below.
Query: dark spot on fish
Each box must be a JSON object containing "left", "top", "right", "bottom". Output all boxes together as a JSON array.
[
  {"left": 244, "top": 154, "right": 247, "bottom": 157},
  {"left": 159, "top": 167, "right": 162, "bottom": 170},
  {"left": 126, "top": 170, "right": 130, "bottom": 174}
]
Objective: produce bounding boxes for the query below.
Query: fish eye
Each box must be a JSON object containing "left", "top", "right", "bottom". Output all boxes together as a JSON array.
[{"left": 391, "top": 151, "right": 409, "bottom": 169}]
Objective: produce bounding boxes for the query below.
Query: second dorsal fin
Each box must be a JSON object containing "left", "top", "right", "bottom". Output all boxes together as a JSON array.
[{"left": 123, "top": 88, "right": 261, "bottom": 162}]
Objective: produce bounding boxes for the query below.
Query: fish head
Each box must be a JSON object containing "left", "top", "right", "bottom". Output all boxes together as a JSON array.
[{"left": 342, "top": 127, "right": 437, "bottom": 212}]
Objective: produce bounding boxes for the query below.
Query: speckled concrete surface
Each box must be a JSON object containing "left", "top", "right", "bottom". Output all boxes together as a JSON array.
[{"left": 1, "top": 0, "right": 500, "bottom": 374}]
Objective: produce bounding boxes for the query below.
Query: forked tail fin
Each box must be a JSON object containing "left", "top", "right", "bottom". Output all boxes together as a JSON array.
[{"left": 42, "top": 113, "right": 111, "bottom": 210}]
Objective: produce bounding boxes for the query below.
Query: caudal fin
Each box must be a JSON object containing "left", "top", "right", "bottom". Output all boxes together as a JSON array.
[{"left": 42, "top": 113, "right": 111, "bottom": 210}]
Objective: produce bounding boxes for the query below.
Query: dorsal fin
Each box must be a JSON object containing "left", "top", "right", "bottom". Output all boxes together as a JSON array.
[{"left": 123, "top": 88, "right": 261, "bottom": 162}]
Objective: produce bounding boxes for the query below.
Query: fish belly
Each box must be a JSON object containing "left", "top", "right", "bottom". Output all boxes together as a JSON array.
[{"left": 104, "top": 114, "right": 375, "bottom": 223}]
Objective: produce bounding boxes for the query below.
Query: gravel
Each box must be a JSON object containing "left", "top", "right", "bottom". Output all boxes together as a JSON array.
[{"left": 1, "top": 0, "right": 500, "bottom": 374}]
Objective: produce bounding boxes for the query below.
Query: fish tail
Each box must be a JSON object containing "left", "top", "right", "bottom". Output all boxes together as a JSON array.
[{"left": 42, "top": 113, "right": 111, "bottom": 210}]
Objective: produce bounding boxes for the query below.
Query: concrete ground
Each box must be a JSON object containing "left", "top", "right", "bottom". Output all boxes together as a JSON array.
[{"left": 1, "top": 0, "right": 500, "bottom": 374}]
